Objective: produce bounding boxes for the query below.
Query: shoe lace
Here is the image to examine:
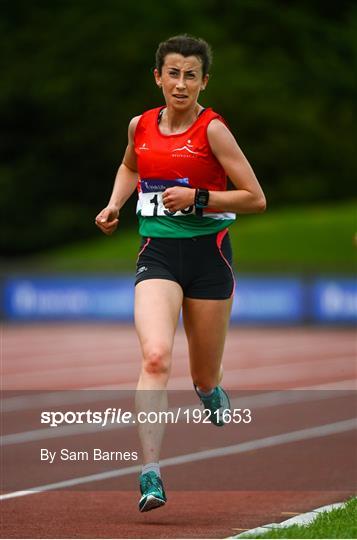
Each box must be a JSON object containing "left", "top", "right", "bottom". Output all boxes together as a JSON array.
[
  {"left": 201, "top": 388, "right": 223, "bottom": 412},
  {"left": 141, "top": 472, "right": 160, "bottom": 493}
]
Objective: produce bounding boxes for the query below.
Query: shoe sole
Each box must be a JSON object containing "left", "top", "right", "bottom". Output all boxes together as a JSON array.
[{"left": 139, "top": 494, "right": 166, "bottom": 512}]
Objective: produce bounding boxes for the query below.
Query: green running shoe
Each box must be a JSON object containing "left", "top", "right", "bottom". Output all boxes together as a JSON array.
[
  {"left": 194, "top": 385, "right": 231, "bottom": 427},
  {"left": 139, "top": 471, "right": 167, "bottom": 512}
]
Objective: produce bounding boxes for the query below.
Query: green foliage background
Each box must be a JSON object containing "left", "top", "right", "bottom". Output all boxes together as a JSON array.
[{"left": 1, "top": 0, "right": 356, "bottom": 255}]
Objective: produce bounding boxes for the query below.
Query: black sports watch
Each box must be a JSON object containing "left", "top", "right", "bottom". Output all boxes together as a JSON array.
[{"left": 195, "top": 188, "right": 209, "bottom": 209}]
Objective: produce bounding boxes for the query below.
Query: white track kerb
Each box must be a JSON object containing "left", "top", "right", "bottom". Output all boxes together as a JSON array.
[{"left": 229, "top": 501, "right": 347, "bottom": 538}]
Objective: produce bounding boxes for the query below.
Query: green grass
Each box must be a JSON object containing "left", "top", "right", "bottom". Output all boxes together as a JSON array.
[
  {"left": 234, "top": 201, "right": 356, "bottom": 273},
  {"left": 22, "top": 201, "right": 357, "bottom": 273},
  {"left": 239, "top": 497, "right": 357, "bottom": 539}
]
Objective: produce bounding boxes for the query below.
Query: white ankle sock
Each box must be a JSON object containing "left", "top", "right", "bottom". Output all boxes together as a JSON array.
[
  {"left": 142, "top": 462, "right": 161, "bottom": 477},
  {"left": 196, "top": 386, "right": 215, "bottom": 397}
]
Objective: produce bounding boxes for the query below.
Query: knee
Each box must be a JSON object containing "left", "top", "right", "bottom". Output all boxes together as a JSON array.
[{"left": 142, "top": 347, "right": 171, "bottom": 376}]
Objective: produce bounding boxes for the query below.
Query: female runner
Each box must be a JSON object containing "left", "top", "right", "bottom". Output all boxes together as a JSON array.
[{"left": 95, "top": 34, "right": 266, "bottom": 512}]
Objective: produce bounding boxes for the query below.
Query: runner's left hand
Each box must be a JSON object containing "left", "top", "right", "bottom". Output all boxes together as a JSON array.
[{"left": 162, "top": 186, "right": 195, "bottom": 213}]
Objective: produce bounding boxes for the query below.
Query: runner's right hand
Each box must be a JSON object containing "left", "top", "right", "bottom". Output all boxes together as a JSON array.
[{"left": 95, "top": 206, "right": 119, "bottom": 235}]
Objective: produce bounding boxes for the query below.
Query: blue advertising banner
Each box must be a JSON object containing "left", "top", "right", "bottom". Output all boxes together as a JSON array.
[
  {"left": 3, "top": 275, "right": 356, "bottom": 323},
  {"left": 312, "top": 279, "right": 357, "bottom": 323},
  {"left": 3, "top": 277, "right": 135, "bottom": 321},
  {"left": 230, "top": 277, "right": 304, "bottom": 323},
  {"left": 3, "top": 275, "right": 307, "bottom": 323}
]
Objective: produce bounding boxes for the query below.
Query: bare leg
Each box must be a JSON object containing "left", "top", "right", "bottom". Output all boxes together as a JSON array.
[
  {"left": 135, "top": 279, "right": 183, "bottom": 464},
  {"left": 182, "top": 297, "right": 233, "bottom": 392}
]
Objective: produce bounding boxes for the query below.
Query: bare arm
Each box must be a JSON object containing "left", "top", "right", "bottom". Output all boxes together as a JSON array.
[
  {"left": 206, "top": 119, "right": 266, "bottom": 213},
  {"left": 161, "top": 119, "right": 266, "bottom": 214},
  {"left": 95, "top": 116, "right": 141, "bottom": 235}
]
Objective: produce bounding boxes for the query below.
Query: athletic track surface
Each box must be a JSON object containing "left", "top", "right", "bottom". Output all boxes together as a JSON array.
[{"left": 1, "top": 324, "right": 356, "bottom": 538}]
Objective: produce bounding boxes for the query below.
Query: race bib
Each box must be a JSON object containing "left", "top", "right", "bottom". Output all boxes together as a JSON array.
[{"left": 139, "top": 178, "right": 195, "bottom": 217}]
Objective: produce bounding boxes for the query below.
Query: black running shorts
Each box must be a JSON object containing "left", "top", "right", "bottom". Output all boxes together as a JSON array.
[{"left": 135, "top": 228, "right": 235, "bottom": 299}]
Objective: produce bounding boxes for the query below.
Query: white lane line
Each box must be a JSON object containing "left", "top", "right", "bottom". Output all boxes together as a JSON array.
[
  {"left": 4, "top": 352, "right": 355, "bottom": 383},
  {"left": 3, "top": 352, "right": 356, "bottom": 404},
  {"left": 3, "top": 342, "right": 138, "bottom": 362},
  {"left": 2, "top": 378, "right": 355, "bottom": 415},
  {"left": 223, "top": 342, "right": 356, "bottom": 360},
  {"left": 2, "top": 388, "right": 355, "bottom": 445},
  {"left": 303, "top": 379, "right": 356, "bottom": 390},
  {"left": 230, "top": 501, "right": 348, "bottom": 538},
  {"left": 163, "top": 360, "right": 355, "bottom": 391},
  {"left": 5, "top": 339, "right": 353, "bottom": 364},
  {"left": 94, "top": 376, "right": 357, "bottom": 392},
  {"left": 2, "top": 362, "right": 141, "bottom": 385},
  {"left": 1, "top": 418, "right": 355, "bottom": 501}
]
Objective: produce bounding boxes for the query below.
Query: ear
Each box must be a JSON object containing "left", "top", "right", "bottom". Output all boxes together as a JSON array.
[
  {"left": 154, "top": 68, "right": 162, "bottom": 88},
  {"left": 201, "top": 73, "right": 209, "bottom": 91}
]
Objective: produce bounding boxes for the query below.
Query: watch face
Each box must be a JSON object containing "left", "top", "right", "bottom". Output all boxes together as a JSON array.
[{"left": 196, "top": 190, "right": 209, "bottom": 207}]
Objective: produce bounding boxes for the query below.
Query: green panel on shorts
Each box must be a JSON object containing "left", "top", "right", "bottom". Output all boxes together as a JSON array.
[{"left": 138, "top": 213, "right": 235, "bottom": 238}]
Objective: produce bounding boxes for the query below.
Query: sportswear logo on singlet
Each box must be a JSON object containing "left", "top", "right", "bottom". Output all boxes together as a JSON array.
[
  {"left": 172, "top": 139, "right": 199, "bottom": 158},
  {"left": 139, "top": 143, "right": 149, "bottom": 151},
  {"left": 137, "top": 266, "right": 148, "bottom": 275}
]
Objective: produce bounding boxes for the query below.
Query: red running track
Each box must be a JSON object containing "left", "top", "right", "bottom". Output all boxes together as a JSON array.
[{"left": 1, "top": 324, "right": 356, "bottom": 538}]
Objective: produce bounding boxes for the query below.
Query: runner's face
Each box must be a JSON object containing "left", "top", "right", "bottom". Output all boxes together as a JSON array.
[{"left": 154, "top": 54, "right": 208, "bottom": 111}]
